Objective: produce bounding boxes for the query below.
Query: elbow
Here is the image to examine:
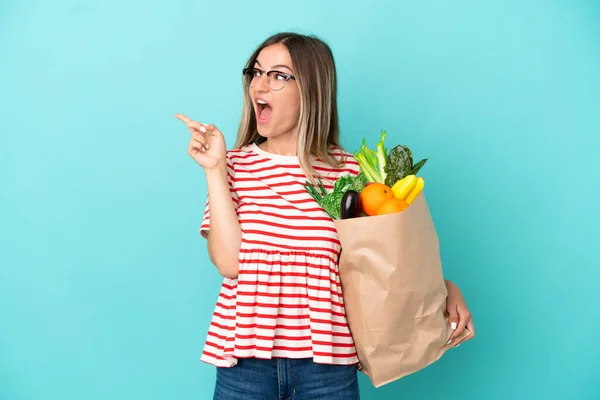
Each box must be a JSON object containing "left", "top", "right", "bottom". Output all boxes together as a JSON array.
[
  {"left": 217, "top": 262, "right": 239, "bottom": 279},
  {"left": 207, "top": 235, "right": 241, "bottom": 279},
  {"left": 208, "top": 250, "right": 239, "bottom": 279}
]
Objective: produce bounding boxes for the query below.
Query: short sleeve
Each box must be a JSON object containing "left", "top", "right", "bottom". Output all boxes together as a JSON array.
[
  {"left": 333, "top": 150, "right": 361, "bottom": 179},
  {"left": 199, "top": 153, "right": 239, "bottom": 239},
  {"left": 345, "top": 154, "right": 361, "bottom": 176}
]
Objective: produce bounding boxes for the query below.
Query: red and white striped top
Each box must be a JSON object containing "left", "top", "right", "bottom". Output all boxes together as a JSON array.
[{"left": 199, "top": 142, "right": 361, "bottom": 367}]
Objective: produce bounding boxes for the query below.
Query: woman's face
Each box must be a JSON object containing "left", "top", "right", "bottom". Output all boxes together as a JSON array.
[{"left": 249, "top": 43, "right": 300, "bottom": 140}]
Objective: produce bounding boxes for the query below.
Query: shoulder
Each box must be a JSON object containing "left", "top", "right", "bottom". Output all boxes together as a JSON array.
[
  {"left": 225, "top": 145, "right": 253, "bottom": 160},
  {"left": 314, "top": 146, "right": 361, "bottom": 177},
  {"left": 225, "top": 145, "right": 257, "bottom": 169}
]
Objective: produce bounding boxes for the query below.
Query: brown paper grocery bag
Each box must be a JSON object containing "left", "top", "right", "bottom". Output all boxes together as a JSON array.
[{"left": 334, "top": 193, "right": 470, "bottom": 388}]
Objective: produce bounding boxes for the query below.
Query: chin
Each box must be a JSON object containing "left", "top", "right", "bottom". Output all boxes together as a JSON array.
[
  {"left": 256, "top": 124, "right": 277, "bottom": 138},
  {"left": 257, "top": 123, "right": 296, "bottom": 140}
]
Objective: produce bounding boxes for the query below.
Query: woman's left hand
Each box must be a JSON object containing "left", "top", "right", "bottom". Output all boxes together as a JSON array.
[{"left": 445, "top": 280, "right": 475, "bottom": 346}]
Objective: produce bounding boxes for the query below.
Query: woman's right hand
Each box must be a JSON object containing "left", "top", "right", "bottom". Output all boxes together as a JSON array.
[{"left": 175, "top": 113, "right": 227, "bottom": 170}]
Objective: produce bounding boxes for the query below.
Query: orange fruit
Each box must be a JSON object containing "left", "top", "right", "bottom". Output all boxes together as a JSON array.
[
  {"left": 360, "top": 183, "right": 394, "bottom": 216},
  {"left": 376, "top": 198, "right": 409, "bottom": 215}
]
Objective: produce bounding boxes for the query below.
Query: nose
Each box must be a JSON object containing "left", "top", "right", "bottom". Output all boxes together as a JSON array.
[{"left": 254, "top": 73, "right": 270, "bottom": 93}]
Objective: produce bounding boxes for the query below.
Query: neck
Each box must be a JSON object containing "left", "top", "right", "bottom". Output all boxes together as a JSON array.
[{"left": 260, "top": 132, "right": 297, "bottom": 156}]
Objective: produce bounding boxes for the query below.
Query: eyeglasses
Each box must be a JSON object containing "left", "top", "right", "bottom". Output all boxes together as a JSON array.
[{"left": 242, "top": 67, "right": 296, "bottom": 91}]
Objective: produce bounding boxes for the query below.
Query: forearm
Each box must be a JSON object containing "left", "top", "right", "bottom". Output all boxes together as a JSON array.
[
  {"left": 445, "top": 279, "right": 458, "bottom": 293},
  {"left": 205, "top": 166, "right": 242, "bottom": 279}
]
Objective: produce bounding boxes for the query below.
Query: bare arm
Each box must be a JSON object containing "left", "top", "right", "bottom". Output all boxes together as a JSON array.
[
  {"left": 205, "top": 165, "right": 241, "bottom": 279},
  {"left": 175, "top": 114, "right": 241, "bottom": 279}
]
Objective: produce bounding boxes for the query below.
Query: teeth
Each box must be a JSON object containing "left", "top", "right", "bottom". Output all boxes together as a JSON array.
[{"left": 257, "top": 100, "right": 267, "bottom": 105}]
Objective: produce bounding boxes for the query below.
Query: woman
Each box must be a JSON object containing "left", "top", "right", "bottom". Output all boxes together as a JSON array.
[{"left": 176, "top": 32, "right": 475, "bottom": 400}]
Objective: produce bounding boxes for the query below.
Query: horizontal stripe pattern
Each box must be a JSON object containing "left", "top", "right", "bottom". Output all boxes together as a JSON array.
[{"left": 199, "top": 143, "right": 361, "bottom": 367}]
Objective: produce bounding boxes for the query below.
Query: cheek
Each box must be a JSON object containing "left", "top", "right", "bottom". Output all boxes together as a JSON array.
[
  {"left": 280, "top": 93, "right": 300, "bottom": 119},
  {"left": 285, "top": 104, "right": 300, "bottom": 127},
  {"left": 268, "top": 88, "right": 301, "bottom": 129}
]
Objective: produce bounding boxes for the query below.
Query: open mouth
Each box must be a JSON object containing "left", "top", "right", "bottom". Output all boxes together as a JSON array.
[{"left": 256, "top": 99, "right": 273, "bottom": 124}]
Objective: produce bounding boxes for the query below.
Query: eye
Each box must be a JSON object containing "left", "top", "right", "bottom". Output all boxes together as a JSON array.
[
  {"left": 274, "top": 73, "right": 287, "bottom": 81},
  {"left": 252, "top": 68, "right": 262, "bottom": 77}
]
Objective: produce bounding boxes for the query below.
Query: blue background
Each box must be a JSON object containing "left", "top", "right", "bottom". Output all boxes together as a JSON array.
[{"left": 1, "top": 0, "right": 599, "bottom": 399}]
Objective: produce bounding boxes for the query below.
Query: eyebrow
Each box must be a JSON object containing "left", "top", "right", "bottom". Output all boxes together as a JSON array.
[{"left": 255, "top": 60, "right": 294, "bottom": 74}]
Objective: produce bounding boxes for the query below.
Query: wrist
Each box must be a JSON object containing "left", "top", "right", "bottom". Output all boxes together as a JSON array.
[
  {"left": 204, "top": 161, "right": 228, "bottom": 178},
  {"left": 445, "top": 279, "right": 456, "bottom": 291}
]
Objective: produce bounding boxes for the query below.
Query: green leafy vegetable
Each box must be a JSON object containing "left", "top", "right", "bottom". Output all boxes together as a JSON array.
[
  {"left": 321, "top": 191, "right": 345, "bottom": 220},
  {"left": 350, "top": 172, "right": 368, "bottom": 192},
  {"left": 333, "top": 174, "right": 355, "bottom": 193},
  {"left": 384, "top": 144, "right": 428, "bottom": 186},
  {"left": 401, "top": 145, "right": 413, "bottom": 167},
  {"left": 410, "top": 157, "right": 428, "bottom": 175},
  {"left": 354, "top": 131, "right": 388, "bottom": 183},
  {"left": 384, "top": 145, "right": 413, "bottom": 187}
]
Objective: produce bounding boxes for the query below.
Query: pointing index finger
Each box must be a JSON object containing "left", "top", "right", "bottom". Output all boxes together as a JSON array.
[{"left": 174, "top": 113, "right": 191, "bottom": 124}]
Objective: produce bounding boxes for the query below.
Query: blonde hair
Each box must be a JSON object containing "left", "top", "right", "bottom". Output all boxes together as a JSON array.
[{"left": 233, "top": 32, "right": 347, "bottom": 184}]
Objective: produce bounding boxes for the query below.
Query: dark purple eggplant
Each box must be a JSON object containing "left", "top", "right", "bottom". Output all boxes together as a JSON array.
[{"left": 340, "top": 190, "right": 361, "bottom": 219}]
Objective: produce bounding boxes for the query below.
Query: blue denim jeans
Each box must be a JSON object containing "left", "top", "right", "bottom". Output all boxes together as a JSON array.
[{"left": 213, "top": 358, "right": 360, "bottom": 400}]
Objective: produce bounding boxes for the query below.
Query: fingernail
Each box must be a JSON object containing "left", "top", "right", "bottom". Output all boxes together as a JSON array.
[
  {"left": 454, "top": 344, "right": 461, "bottom": 348},
  {"left": 451, "top": 322, "right": 457, "bottom": 330},
  {"left": 201, "top": 147, "right": 205, "bottom": 152},
  {"left": 202, "top": 123, "right": 208, "bottom": 126},
  {"left": 200, "top": 126, "right": 206, "bottom": 133},
  {"left": 205, "top": 143, "right": 210, "bottom": 150},
  {"left": 447, "top": 339, "right": 452, "bottom": 345}
]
